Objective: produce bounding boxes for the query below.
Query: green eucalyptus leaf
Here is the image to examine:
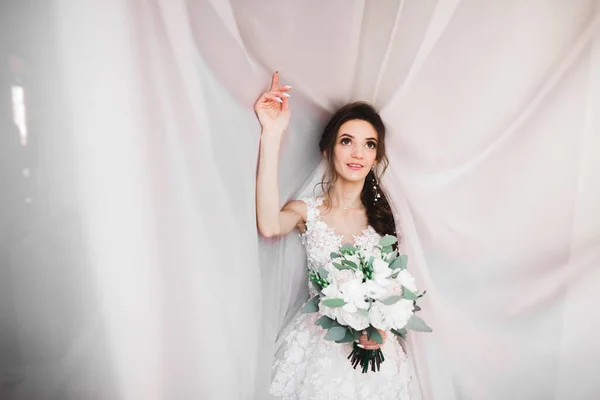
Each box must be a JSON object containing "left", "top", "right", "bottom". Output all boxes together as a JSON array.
[
  {"left": 341, "top": 243, "right": 357, "bottom": 253},
  {"left": 324, "top": 326, "right": 347, "bottom": 341},
  {"left": 315, "top": 315, "right": 334, "bottom": 329},
  {"left": 406, "top": 315, "right": 433, "bottom": 332},
  {"left": 301, "top": 296, "right": 319, "bottom": 313},
  {"left": 366, "top": 326, "right": 383, "bottom": 344},
  {"left": 311, "top": 281, "right": 323, "bottom": 294},
  {"left": 399, "top": 255, "right": 408, "bottom": 270},
  {"left": 330, "top": 252, "right": 340, "bottom": 259},
  {"left": 322, "top": 298, "right": 346, "bottom": 308},
  {"left": 381, "top": 245, "right": 393, "bottom": 255},
  {"left": 341, "top": 259, "right": 358, "bottom": 269},
  {"left": 402, "top": 288, "right": 419, "bottom": 301},
  {"left": 391, "top": 328, "right": 407, "bottom": 339},
  {"left": 333, "top": 262, "right": 353, "bottom": 271},
  {"left": 367, "top": 256, "right": 374, "bottom": 267},
  {"left": 379, "top": 235, "right": 398, "bottom": 247},
  {"left": 389, "top": 255, "right": 408, "bottom": 270},
  {"left": 335, "top": 328, "right": 358, "bottom": 343},
  {"left": 332, "top": 262, "right": 344, "bottom": 270},
  {"left": 318, "top": 267, "right": 329, "bottom": 280},
  {"left": 382, "top": 296, "right": 402, "bottom": 305}
]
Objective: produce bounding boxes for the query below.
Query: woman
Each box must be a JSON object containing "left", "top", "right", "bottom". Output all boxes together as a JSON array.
[{"left": 256, "top": 72, "right": 412, "bottom": 399}]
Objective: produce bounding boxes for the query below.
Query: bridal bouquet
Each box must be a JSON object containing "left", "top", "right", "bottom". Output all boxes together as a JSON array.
[{"left": 302, "top": 235, "right": 431, "bottom": 373}]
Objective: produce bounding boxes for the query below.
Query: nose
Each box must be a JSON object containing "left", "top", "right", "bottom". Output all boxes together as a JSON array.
[{"left": 351, "top": 145, "right": 364, "bottom": 159}]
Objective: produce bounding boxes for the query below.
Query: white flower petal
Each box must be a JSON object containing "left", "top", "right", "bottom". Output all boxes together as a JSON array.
[
  {"left": 396, "top": 270, "right": 418, "bottom": 293},
  {"left": 368, "top": 302, "right": 389, "bottom": 330}
]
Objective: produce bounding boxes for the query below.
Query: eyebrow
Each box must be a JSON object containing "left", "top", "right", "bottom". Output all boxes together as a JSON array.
[{"left": 339, "top": 133, "right": 378, "bottom": 142}]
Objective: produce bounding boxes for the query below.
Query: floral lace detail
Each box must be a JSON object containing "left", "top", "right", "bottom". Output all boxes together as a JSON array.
[
  {"left": 353, "top": 227, "right": 381, "bottom": 253},
  {"left": 271, "top": 309, "right": 412, "bottom": 399},
  {"left": 271, "top": 196, "right": 412, "bottom": 399},
  {"left": 299, "top": 196, "right": 380, "bottom": 269}
]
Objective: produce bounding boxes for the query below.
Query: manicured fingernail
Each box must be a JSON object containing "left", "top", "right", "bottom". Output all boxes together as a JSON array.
[
  {"left": 275, "top": 97, "right": 283, "bottom": 103},
  {"left": 282, "top": 93, "right": 290, "bottom": 98},
  {"left": 357, "top": 344, "right": 365, "bottom": 349},
  {"left": 283, "top": 85, "right": 292, "bottom": 89}
]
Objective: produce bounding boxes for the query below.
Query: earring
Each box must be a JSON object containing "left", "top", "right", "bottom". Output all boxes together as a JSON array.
[{"left": 371, "top": 167, "right": 381, "bottom": 205}]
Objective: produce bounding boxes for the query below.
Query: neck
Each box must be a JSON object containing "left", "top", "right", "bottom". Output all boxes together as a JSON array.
[{"left": 327, "top": 179, "right": 364, "bottom": 209}]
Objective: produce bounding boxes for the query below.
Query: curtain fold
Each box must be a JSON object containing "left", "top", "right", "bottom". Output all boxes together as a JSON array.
[{"left": 2, "top": 0, "right": 598, "bottom": 398}]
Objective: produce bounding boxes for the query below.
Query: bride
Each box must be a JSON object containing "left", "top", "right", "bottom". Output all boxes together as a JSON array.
[{"left": 255, "top": 72, "right": 412, "bottom": 399}]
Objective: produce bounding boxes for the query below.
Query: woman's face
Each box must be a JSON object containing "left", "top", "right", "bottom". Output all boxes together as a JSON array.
[{"left": 330, "top": 119, "right": 379, "bottom": 183}]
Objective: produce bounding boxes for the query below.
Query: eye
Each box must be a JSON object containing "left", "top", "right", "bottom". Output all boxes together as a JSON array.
[
  {"left": 366, "top": 141, "right": 377, "bottom": 149},
  {"left": 340, "top": 138, "right": 351, "bottom": 145}
]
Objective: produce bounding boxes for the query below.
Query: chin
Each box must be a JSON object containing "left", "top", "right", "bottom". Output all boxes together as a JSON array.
[{"left": 338, "top": 172, "right": 368, "bottom": 183}]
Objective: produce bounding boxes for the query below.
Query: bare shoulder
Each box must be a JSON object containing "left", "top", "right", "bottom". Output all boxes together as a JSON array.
[{"left": 282, "top": 199, "right": 307, "bottom": 222}]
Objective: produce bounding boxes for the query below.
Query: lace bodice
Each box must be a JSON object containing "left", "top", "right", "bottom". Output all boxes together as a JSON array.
[
  {"left": 271, "top": 199, "right": 412, "bottom": 399},
  {"left": 270, "top": 196, "right": 413, "bottom": 399},
  {"left": 299, "top": 196, "right": 381, "bottom": 274}
]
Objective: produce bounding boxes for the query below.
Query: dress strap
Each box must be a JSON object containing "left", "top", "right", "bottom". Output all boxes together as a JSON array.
[{"left": 299, "top": 196, "right": 324, "bottom": 223}]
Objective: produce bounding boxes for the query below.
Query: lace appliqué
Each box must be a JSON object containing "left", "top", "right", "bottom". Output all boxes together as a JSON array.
[
  {"left": 271, "top": 311, "right": 412, "bottom": 400},
  {"left": 299, "top": 196, "right": 380, "bottom": 269},
  {"left": 270, "top": 196, "right": 413, "bottom": 399}
]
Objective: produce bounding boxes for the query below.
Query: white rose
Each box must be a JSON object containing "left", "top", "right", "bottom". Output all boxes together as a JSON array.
[
  {"left": 395, "top": 270, "right": 418, "bottom": 293},
  {"left": 318, "top": 302, "right": 337, "bottom": 320},
  {"left": 340, "top": 279, "right": 370, "bottom": 310},
  {"left": 371, "top": 258, "right": 392, "bottom": 286},
  {"left": 371, "top": 258, "right": 389, "bottom": 271},
  {"left": 385, "top": 280, "right": 404, "bottom": 298},
  {"left": 368, "top": 301, "right": 390, "bottom": 330},
  {"left": 336, "top": 308, "right": 347, "bottom": 326},
  {"left": 354, "top": 269, "right": 364, "bottom": 280},
  {"left": 363, "top": 249, "right": 381, "bottom": 260},
  {"left": 326, "top": 261, "right": 358, "bottom": 286},
  {"left": 323, "top": 262, "right": 337, "bottom": 284},
  {"left": 336, "top": 269, "right": 355, "bottom": 285},
  {"left": 322, "top": 283, "right": 342, "bottom": 299},
  {"left": 363, "top": 279, "right": 388, "bottom": 300},
  {"left": 342, "top": 302, "right": 358, "bottom": 313},
  {"left": 339, "top": 309, "right": 370, "bottom": 331},
  {"left": 387, "top": 299, "right": 414, "bottom": 330}
]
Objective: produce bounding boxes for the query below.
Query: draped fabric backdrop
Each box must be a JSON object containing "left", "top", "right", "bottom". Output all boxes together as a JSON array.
[{"left": 2, "top": 1, "right": 599, "bottom": 399}]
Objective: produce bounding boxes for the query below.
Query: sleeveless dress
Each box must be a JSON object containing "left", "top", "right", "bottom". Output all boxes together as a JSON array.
[{"left": 270, "top": 196, "right": 413, "bottom": 399}]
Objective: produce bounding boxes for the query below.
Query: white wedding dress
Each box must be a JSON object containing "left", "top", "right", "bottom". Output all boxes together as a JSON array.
[{"left": 270, "top": 196, "right": 413, "bottom": 399}]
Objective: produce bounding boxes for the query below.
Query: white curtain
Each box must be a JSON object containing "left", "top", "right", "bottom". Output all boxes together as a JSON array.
[{"left": 2, "top": 0, "right": 599, "bottom": 399}]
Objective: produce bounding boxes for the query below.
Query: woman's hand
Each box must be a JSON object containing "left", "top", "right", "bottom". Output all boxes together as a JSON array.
[
  {"left": 358, "top": 329, "right": 387, "bottom": 350},
  {"left": 254, "top": 71, "right": 291, "bottom": 135}
]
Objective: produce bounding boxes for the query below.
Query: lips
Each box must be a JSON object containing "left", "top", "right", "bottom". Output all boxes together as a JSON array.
[{"left": 347, "top": 163, "right": 363, "bottom": 171}]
